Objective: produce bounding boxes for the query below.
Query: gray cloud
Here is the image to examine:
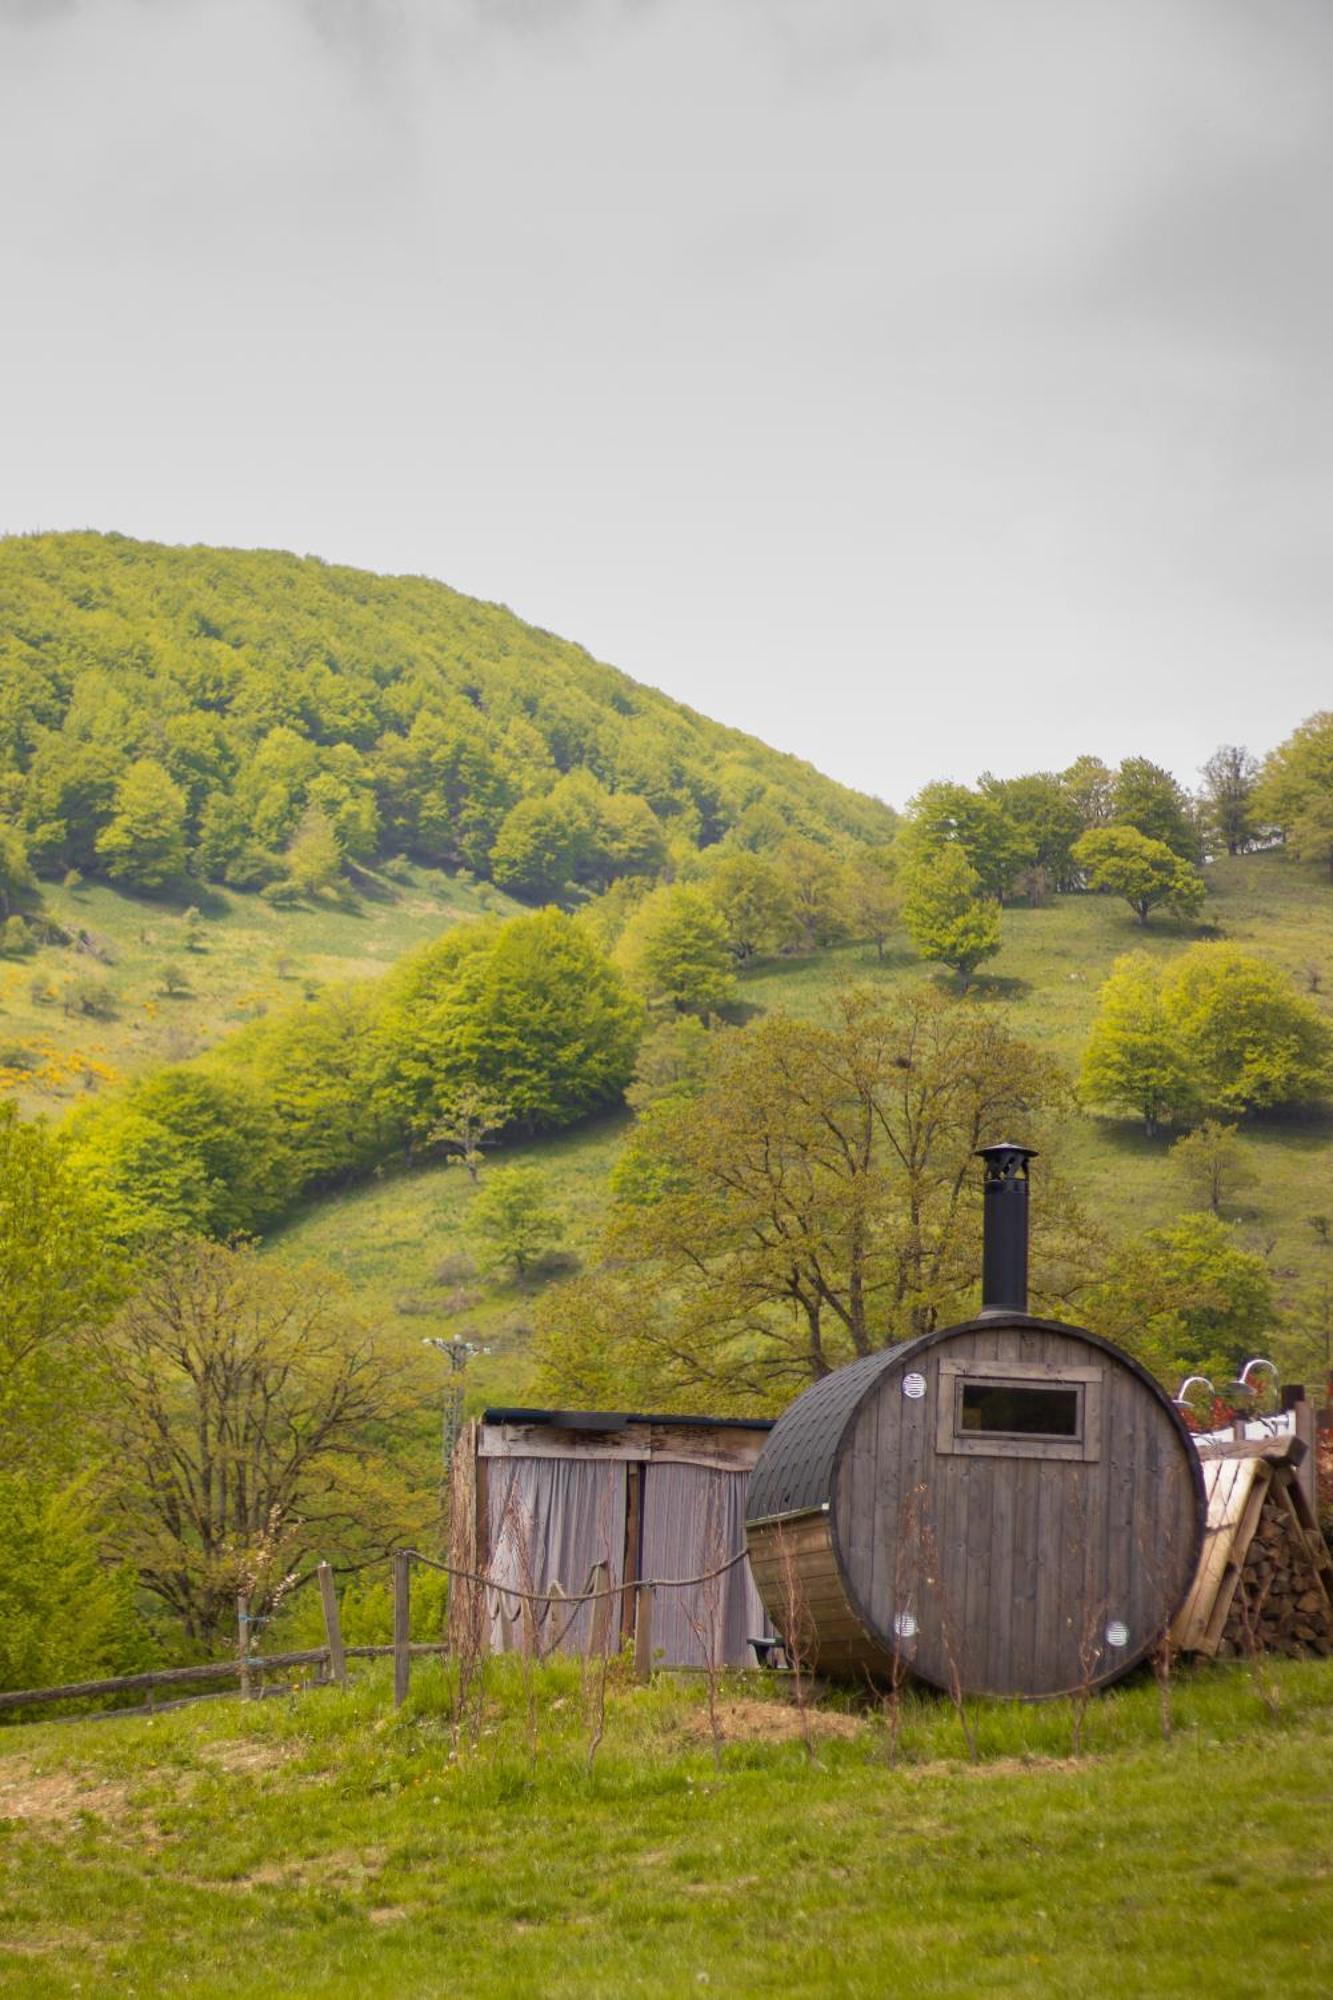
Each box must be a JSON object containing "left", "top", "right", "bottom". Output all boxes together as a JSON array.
[{"left": 0, "top": 0, "right": 1328, "bottom": 803}]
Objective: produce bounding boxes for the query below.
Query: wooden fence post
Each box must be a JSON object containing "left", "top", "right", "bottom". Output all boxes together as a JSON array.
[
  {"left": 1285, "top": 1388, "right": 1318, "bottom": 1521},
  {"left": 237, "top": 1590, "right": 252, "bottom": 1701},
  {"left": 633, "top": 1582, "right": 654, "bottom": 1683},
  {"left": 588, "top": 1561, "right": 610, "bottom": 1659},
  {"left": 393, "top": 1552, "right": 412, "bottom": 1709},
  {"left": 317, "top": 1561, "right": 347, "bottom": 1688}
]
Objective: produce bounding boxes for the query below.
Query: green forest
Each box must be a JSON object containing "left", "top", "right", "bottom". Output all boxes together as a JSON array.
[
  {"left": 0, "top": 529, "right": 893, "bottom": 907},
  {"left": 1, "top": 530, "right": 1331, "bottom": 1703}
]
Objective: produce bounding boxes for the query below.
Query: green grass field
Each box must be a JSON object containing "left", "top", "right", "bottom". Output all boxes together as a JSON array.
[
  {"left": 1, "top": 1656, "right": 1330, "bottom": 1997},
  {"left": 0, "top": 863, "right": 520, "bottom": 1115},
  {"left": 268, "top": 849, "right": 1333, "bottom": 1404}
]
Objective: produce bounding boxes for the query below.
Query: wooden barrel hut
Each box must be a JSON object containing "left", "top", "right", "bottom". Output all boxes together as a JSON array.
[{"left": 745, "top": 1144, "right": 1206, "bottom": 1699}]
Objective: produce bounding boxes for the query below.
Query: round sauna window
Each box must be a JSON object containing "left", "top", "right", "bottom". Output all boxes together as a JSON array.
[
  {"left": 1105, "top": 1619, "right": 1129, "bottom": 1649},
  {"left": 894, "top": 1611, "right": 918, "bottom": 1639},
  {"left": 902, "top": 1372, "right": 926, "bottom": 1400}
]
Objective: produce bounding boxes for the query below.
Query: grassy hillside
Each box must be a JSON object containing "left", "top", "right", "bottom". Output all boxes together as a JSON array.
[
  {"left": 1, "top": 1657, "right": 1330, "bottom": 1996},
  {"left": 0, "top": 861, "right": 520, "bottom": 1115},
  {"left": 271, "top": 848, "right": 1333, "bottom": 1404}
]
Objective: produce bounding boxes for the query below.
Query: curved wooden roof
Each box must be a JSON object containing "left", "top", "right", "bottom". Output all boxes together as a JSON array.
[{"left": 746, "top": 1313, "right": 1203, "bottom": 1527}]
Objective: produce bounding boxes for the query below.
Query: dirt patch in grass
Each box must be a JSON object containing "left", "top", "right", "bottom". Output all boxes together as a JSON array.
[
  {"left": 236, "top": 1844, "right": 388, "bottom": 1892},
  {"left": 0, "top": 1763, "right": 139, "bottom": 1828},
  {"left": 195, "top": 1737, "right": 293, "bottom": 1778},
  {"left": 680, "top": 1698, "right": 864, "bottom": 1746}
]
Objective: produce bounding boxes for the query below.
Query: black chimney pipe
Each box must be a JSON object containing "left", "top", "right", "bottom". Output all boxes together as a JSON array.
[{"left": 976, "top": 1142, "right": 1037, "bottom": 1316}]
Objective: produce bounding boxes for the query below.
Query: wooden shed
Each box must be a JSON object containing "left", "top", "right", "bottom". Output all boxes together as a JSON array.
[
  {"left": 745, "top": 1145, "right": 1207, "bottom": 1699},
  {"left": 450, "top": 1408, "right": 774, "bottom": 1668}
]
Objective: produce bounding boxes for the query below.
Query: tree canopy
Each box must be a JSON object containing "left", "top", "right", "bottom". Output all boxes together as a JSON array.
[
  {"left": 1255, "top": 712, "right": 1333, "bottom": 879},
  {"left": 1081, "top": 946, "right": 1332, "bottom": 1128},
  {"left": 900, "top": 845, "right": 1000, "bottom": 988},
  {"left": 0, "top": 531, "right": 895, "bottom": 899},
  {"left": 1072, "top": 826, "right": 1206, "bottom": 927},
  {"left": 535, "top": 987, "right": 1084, "bottom": 1408},
  {"left": 89, "top": 1238, "right": 423, "bottom": 1648}
]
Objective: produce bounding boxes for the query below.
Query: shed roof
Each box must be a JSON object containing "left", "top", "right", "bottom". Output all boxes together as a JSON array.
[{"left": 481, "top": 1406, "right": 774, "bottom": 1434}]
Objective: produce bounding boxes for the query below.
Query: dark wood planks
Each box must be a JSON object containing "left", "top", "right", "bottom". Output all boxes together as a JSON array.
[{"left": 753, "top": 1319, "right": 1204, "bottom": 1699}]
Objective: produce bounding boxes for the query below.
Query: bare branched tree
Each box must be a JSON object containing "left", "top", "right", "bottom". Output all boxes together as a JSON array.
[
  {"left": 428, "top": 1085, "right": 512, "bottom": 1183},
  {"left": 581, "top": 1480, "right": 619, "bottom": 1775},
  {"left": 682, "top": 1484, "right": 728, "bottom": 1769},
  {"left": 89, "top": 1238, "right": 422, "bottom": 1650},
  {"left": 772, "top": 1522, "right": 817, "bottom": 1763}
]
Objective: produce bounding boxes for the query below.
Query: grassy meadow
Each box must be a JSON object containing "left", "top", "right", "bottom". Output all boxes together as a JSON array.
[
  {"left": 0, "top": 864, "right": 520, "bottom": 1115},
  {"left": 0, "top": 1655, "right": 1330, "bottom": 1997},
  {"left": 269, "top": 847, "right": 1333, "bottom": 1404}
]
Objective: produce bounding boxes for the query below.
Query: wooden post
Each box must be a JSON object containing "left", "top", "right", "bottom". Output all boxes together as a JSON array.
[
  {"left": 633, "top": 1582, "right": 654, "bottom": 1683},
  {"left": 589, "top": 1561, "right": 611, "bottom": 1659},
  {"left": 1285, "top": 1389, "right": 1318, "bottom": 1522},
  {"left": 621, "top": 1464, "right": 642, "bottom": 1647},
  {"left": 393, "top": 1552, "right": 411, "bottom": 1709},
  {"left": 317, "top": 1561, "right": 347, "bottom": 1688},
  {"left": 447, "top": 1417, "right": 480, "bottom": 1658},
  {"left": 237, "top": 1591, "right": 252, "bottom": 1701}
]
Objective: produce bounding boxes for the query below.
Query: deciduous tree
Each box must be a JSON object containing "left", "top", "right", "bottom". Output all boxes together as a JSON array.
[
  {"left": 429, "top": 1083, "right": 512, "bottom": 1182},
  {"left": 536, "top": 988, "right": 1084, "bottom": 1407},
  {"left": 1110, "top": 757, "right": 1199, "bottom": 861},
  {"left": 1199, "top": 745, "right": 1260, "bottom": 856},
  {"left": 1170, "top": 1121, "right": 1257, "bottom": 1216},
  {"left": 0, "top": 824, "right": 34, "bottom": 916},
  {"left": 90, "top": 1239, "right": 421, "bottom": 1649},
  {"left": 376, "top": 910, "right": 643, "bottom": 1139},
  {"left": 95, "top": 758, "right": 188, "bottom": 890},
  {"left": 1073, "top": 825, "right": 1206, "bottom": 927},
  {"left": 285, "top": 803, "right": 343, "bottom": 898},
  {"left": 468, "top": 1165, "right": 563, "bottom": 1276},
  {"left": 1079, "top": 954, "right": 1200, "bottom": 1135},
  {"left": 905, "top": 782, "right": 1033, "bottom": 901},
  {"left": 1161, "top": 944, "right": 1333, "bottom": 1114},
  {"left": 703, "top": 850, "right": 797, "bottom": 961},
  {"left": 838, "top": 846, "right": 899, "bottom": 957},
  {"left": 901, "top": 845, "right": 1000, "bottom": 988},
  {"left": 1253, "top": 711, "right": 1332, "bottom": 861},
  {"left": 615, "top": 884, "right": 737, "bottom": 1014},
  {"left": 1090, "top": 1212, "right": 1274, "bottom": 1388}
]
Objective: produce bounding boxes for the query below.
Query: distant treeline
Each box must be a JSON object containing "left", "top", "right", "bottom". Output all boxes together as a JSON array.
[{"left": 0, "top": 531, "right": 894, "bottom": 901}]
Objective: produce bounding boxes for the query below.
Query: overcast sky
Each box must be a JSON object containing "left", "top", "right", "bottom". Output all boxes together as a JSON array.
[{"left": 1, "top": 0, "right": 1328, "bottom": 806}]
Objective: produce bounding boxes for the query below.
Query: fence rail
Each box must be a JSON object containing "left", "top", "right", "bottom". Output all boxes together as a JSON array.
[
  {"left": 0, "top": 1538, "right": 754, "bottom": 1721},
  {"left": 0, "top": 1642, "right": 448, "bottom": 1716}
]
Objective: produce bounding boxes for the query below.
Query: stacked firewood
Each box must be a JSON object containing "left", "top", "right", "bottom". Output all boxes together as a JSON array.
[{"left": 1217, "top": 1475, "right": 1333, "bottom": 1659}]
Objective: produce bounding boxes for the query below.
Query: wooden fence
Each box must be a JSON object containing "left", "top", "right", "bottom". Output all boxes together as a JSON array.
[
  {"left": 0, "top": 1560, "right": 444, "bottom": 1720},
  {"left": 0, "top": 1541, "right": 752, "bottom": 1723}
]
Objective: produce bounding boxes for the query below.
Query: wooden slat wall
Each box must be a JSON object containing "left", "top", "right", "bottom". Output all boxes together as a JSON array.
[
  {"left": 1172, "top": 1454, "right": 1266, "bottom": 1655},
  {"left": 812, "top": 1325, "right": 1202, "bottom": 1699}
]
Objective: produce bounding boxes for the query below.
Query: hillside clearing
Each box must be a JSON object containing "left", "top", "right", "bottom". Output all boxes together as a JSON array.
[
  {"left": 270, "top": 848, "right": 1333, "bottom": 1403},
  {"left": 0, "top": 863, "right": 519, "bottom": 1114}
]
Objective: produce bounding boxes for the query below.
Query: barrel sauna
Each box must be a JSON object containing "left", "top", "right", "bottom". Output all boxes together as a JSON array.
[{"left": 745, "top": 1145, "right": 1206, "bottom": 1699}]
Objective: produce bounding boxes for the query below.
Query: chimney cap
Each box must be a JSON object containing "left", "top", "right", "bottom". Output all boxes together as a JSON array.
[{"left": 976, "top": 1141, "right": 1038, "bottom": 1173}]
